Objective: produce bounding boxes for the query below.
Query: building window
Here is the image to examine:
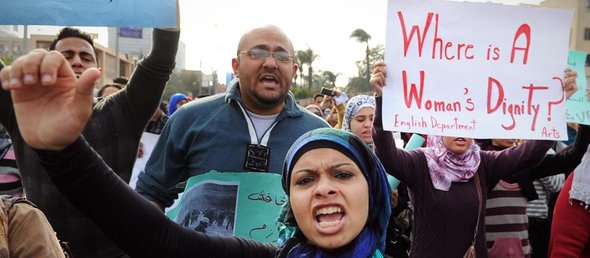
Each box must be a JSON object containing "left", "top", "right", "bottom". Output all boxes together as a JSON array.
[
  {"left": 586, "top": 28, "right": 590, "bottom": 41},
  {"left": 586, "top": 54, "right": 590, "bottom": 67},
  {"left": 36, "top": 41, "right": 51, "bottom": 50}
]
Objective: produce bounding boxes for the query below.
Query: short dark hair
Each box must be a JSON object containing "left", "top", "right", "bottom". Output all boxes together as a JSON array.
[
  {"left": 97, "top": 84, "right": 122, "bottom": 97},
  {"left": 159, "top": 101, "right": 167, "bottom": 114},
  {"left": 313, "top": 93, "right": 324, "bottom": 100},
  {"left": 49, "top": 27, "right": 98, "bottom": 60},
  {"left": 113, "top": 77, "right": 129, "bottom": 85}
]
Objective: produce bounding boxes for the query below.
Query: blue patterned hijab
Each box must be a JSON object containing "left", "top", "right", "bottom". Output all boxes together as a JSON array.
[
  {"left": 278, "top": 128, "right": 391, "bottom": 258},
  {"left": 342, "top": 95, "right": 376, "bottom": 134}
]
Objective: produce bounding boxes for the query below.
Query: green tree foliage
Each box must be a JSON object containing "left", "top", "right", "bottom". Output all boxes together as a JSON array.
[
  {"left": 350, "top": 29, "right": 372, "bottom": 81},
  {"left": 295, "top": 54, "right": 304, "bottom": 88},
  {"left": 347, "top": 44, "right": 384, "bottom": 94},
  {"left": 321, "top": 71, "right": 339, "bottom": 87},
  {"left": 355, "top": 44, "right": 384, "bottom": 78},
  {"left": 295, "top": 50, "right": 307, "bottom": 88},
  {"left": 164, "top": 70, "right": 201, "bottom": 100},
  {"left": 290, "top": 85, "right": 311, "bottom": 100},
  {"left": 312, "top": 74, "right": 326, "bottom": 90},
  {"left": 0, "top": 56, "right": 14, "bottom": 66},
  {"left": 347, "top": 76, "right": 372, "bottom": 94},
  {"left": 295, "top": 48, "right": 318, "bottom": 91},
  {"left": 290, "top": 69, "right": 339, "bottom": 99}
]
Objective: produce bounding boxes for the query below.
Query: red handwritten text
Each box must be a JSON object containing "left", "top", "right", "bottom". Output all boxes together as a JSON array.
[
  {"left": 397, "top": 12, "right": 474, "bottom": 60},
  {"left": 510, "top": 24, "right": 531, "bottom": 64},
  {"left": 487, "top": 77, "right": 547, "bottom": 131},
  {"left": 402, "top": 70, "right": 469, "bottom": 112}
]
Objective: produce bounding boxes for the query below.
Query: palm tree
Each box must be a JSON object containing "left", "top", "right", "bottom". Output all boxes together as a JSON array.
[
  {"left": 350, "top": 29, "right": 372, "bottom": 81},
  {"left": 322, "top": 71, "right": 340, "bottom": 87},
  {"left": 296, "top": 48, "right": 319, "bottom": 91},
  {"left": 295, "top": 51, "right": 305, "bottom": 87}
]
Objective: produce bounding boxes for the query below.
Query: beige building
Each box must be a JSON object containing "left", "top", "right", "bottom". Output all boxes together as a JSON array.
[
  {"left": 107, "top": 28, "right": 186, "bottom": 71},
  {"left": 540, "top": 0, "right": 590, "bottom": 77},
  {"left": 0, "top": 26, "right": 22, "bottom": 59}
]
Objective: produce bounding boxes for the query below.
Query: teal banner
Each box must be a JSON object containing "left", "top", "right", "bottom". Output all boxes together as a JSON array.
[
  {"left": 166, "top": 172, "right": 286, "bottom": 243},
  {"left": 0, "top": 0, "right": 176, "bottom": 27},
  {"left": 566, "top": 50, "right": 590, "bottom": 125}
]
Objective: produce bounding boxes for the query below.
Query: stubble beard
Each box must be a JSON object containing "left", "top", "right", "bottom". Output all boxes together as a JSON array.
[{"left": 253, "top": 85, "right": 289, "bottom": 107}]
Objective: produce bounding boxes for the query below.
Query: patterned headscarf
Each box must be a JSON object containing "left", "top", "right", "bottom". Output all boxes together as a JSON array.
[
  {"left": 571, "top": 145, "right": 590, "bottom": 210},
  {"left": 423, "top": 135, "right": 481, "bottom": 191},
  {"left": 342, "top": 95, "right": 376, "bottom": 134},
  {"left": 278, "top": 128, "right": 391, "bottom": 258}
]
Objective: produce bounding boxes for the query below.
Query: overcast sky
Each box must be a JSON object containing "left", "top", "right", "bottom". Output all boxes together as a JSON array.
[
  {"left": 176, "top": 0, "right": 545, "bottom": 85},
  {"left": 24, "top": 0, "right": 546, "bottom": 85}
]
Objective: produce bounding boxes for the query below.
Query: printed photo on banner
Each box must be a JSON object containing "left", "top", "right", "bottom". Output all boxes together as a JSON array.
[
  {"left": 566, "top": 50, "right": 590, "bottom": 125},
  {"left": 166, "top": 172, "right": 287, "bottom": 243},
  {"left": 175, "top": 181, "right": 238, "bottom": 237},
  {"left": 383, "top": 0, "right": 573, "bottom": 140}
]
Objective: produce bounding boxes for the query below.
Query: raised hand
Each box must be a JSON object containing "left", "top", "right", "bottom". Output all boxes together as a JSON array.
[
  {"left": 369, "top": 62, "right": 387, "bottom": 97},
  {"left": 0, "top": 49, "right": 100, "bottom": 150}
]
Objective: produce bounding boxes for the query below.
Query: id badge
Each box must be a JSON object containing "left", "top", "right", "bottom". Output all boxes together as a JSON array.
[{"left": 244, "top": 144, "right": 270, "bottom": 172}]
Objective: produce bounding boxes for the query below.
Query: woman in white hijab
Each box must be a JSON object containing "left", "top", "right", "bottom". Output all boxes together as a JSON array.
[{"left": 342, "top": 95, "right": 377, "bottom": 147}]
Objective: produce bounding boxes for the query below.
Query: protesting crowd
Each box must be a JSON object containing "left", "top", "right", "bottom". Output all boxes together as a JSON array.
[{"left": 0, "top": 0, "right": 589, "bottom": 257}]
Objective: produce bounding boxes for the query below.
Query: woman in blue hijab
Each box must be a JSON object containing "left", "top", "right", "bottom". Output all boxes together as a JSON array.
[
  {"left": 278, "top": 128, "right": 391, "bottom": 257},
  {"left": 4, "top": 53, "right": 392, "bottom": 256},
  {"left": 18, "top": 82, "right": 392, "bottom": 258}
]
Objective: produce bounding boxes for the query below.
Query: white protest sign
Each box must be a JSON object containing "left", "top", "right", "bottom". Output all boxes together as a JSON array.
[
  {"left": 383, "top": 0, "right": 573, "bottom": 140},
  {"left": 129, "top": 132, "right": 159, "bottom": 189}
]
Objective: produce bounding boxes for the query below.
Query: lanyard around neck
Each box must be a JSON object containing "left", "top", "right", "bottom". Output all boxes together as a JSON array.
[{"left": 236, "top": 102, "right": 278, "bottom": 146}]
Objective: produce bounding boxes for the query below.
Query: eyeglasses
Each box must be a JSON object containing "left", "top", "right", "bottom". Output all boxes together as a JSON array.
[{"left": 237, "top": 49, "right": 293, "bottom": 62}]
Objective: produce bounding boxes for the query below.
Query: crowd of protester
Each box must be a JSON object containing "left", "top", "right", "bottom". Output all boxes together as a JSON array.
[{"left": 0, "top": 2, "right": 589, "bottom": 258}]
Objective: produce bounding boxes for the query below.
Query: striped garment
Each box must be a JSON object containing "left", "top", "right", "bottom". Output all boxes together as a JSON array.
[
  {"left": 486, "top": 180, "right": 531, "bottom": 257},
  {"left": 526, "top": 174, "right": 564, "bottom": 219},
  {"left": 145, "top": 111, "right": 169, "bottom": 135}
]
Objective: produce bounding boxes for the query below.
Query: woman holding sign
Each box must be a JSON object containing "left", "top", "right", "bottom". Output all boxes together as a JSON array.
[
  {"left": 369, "top": 62, "right": 577, "bottom": 258},
  {"left": 0, "top": 54, "right": 393, "bottom": 257}
]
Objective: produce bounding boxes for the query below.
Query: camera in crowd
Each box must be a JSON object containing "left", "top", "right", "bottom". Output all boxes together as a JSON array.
[{"left": 320, "top": 87, "right": 337, "bottom": 97}]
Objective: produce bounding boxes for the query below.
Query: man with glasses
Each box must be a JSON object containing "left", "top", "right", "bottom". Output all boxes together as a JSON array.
[{"left": 136, "top": 25, "right": 328, "bottom": 217}]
